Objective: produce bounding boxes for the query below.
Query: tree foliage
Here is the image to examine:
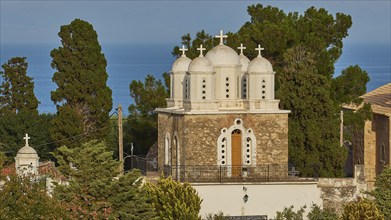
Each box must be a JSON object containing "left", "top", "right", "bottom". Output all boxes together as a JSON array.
[
  {"left": 108, "top": 170, "right": 158, "bottom": 220},
  {"left": 0, "top": 57, "right": 39, "bottom": 115},
  {"left": 369, "top": 166, "right": 391, "bottom": 219},
  {"left": 277, "top": 45, "right": 346, "bottom": 177},
  {"left": 307, "top": 204, "right": 338, "bottom": 220},
  {"left": 0, "top": 174, "right": 66, "bottom": 219},
  {"left": 53, "top": 140, "right": 156, "bottom": 219},
  {"left": 341, "top": 197, "right": 384, "bottom": 220},
  {"left": 275, "top": 205, "right": 306, "bottom": 220},
  {"left": 125, "top": 74, "right": 169, "bottom": 155},
  {"left": 332, "top": 65, "right": 370, "bottom": 105},
  {"left": 145, "top": 176, "right": 202, "bottom": 220},
  {"left": 343, "top": 103, "right": 372, "bottom": 165},
  {"left": 50, "top": 19, "right": 112, "bottom": 147},
  {"left": 0, "top": 112, "right": 56, "bottom": 161}
]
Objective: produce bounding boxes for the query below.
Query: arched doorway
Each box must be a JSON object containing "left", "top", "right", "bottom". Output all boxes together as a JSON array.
[{"left": 231, "top": 129, "right": 242, "bottom": 176}]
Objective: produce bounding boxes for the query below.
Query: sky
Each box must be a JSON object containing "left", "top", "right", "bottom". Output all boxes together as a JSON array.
[{"left": 1, "top": 0, "right": 390, "bottom": 46}]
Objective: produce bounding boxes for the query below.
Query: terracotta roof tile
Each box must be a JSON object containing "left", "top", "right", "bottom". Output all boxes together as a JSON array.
[{"left": 361, "top": 83, "right": 391, "bottom": 116}]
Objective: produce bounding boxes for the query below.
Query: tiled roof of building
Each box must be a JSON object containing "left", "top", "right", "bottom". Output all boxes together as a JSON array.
[
  {"left": 361, "top": 83, "right": 391, "bottom": 116},
  {"left": 343, "top": 83, "right": 391, "bottom": 116},
  {"left": 1, "top": 161, "right": 66, "bottom": 181}
]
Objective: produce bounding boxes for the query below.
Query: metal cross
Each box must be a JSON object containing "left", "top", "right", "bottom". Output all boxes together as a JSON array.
[
  {"left": 288, "top": 167, "right": 300, "bottom": 177},
  {"left": 215, "top": 30, "right": 228, "bottom": 45},
  {"left": 255, "top": 44, "right": 265, "bottom": 57},
  {"left": 197, "top": 44, "right": 206, "bottom": 57},
  {"left": 179, "top": 45, "right": 188, "bottom": 57},
  {"left": 237, "top": 43, "right": 246, "bottom": 55},
  {"left": 23, "top": 133, "right": 30, "bottom": 146}
]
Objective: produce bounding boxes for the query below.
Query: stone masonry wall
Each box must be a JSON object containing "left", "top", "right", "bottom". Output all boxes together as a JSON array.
[
  {"left": 157, "top": 112, "right": 288, "bottom": 173},
  {"left": 317, "top": 165, "right": 367, "bottom": 214}
]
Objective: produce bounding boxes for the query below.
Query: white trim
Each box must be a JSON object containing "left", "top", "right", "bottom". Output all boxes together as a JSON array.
[
  {"left": 217, "top": 119, "right": 258, "bottom": 174},
  {"left": 156, "top": 108, "right": 290, "bottom": 115}
]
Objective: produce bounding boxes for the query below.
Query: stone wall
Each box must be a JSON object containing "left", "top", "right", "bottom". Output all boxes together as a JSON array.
[
  {"left": 157, "top": 112, "right": 289, "bottom": 175},
  {"left": 317, "top": 165, "right": 367, "bottom": 214},
  {"left": 362, "top": 113, "right": 391, "bottom": 190}
]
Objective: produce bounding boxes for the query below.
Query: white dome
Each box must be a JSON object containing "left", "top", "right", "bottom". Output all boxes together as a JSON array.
[
  {"left": 188, "top": 56, "right": 214, "bottom": 73},
  {"left": 239, "top": 54, "right": 250, "bottom": 72},
  {"left": 248, "top": 56, "right": 273, "bottom": 73},
  {"left": 172, "top": 56, "right": 191, "bottom": 73},
  {"left": 205, "top": 45, "right": 240, "bottom": 66},
  {"left": 16, "top": 146, "right": 38, "bottom": 158}
]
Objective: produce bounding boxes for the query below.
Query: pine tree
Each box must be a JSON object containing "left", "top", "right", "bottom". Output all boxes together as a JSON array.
[
  {"left": 53, "top": 140, "right": 156, "bottom": 219},
  {"left": 108, "top": 170, "right": 158, "bottom": 219},
  {"left": 0, "top": 57, "right": 39, "bottom": 114},
  {"left": 125, "top": 74, "right": 169, "bottom": 155},
  {"left": 53, "top": 141, "right": 120, "bottom": 219},
  {"left": 50, "top": 19, "right": 112, "bottom": 147}
]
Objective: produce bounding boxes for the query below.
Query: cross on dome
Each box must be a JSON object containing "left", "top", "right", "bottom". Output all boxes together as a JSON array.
[
  {"left": 255, "top": 44, "right": 265, "bottom": 57},
  {"left": 237, "top": 43, "right": 246, "bottom": 55},
  {"left": 215, "top": 30, "right": 228, "bottom": 45},
  {"left": 23, "top": 133, "right": 30, "bottom": 146},
  {"left": 197, "top": 44, "right": 206, "bottom": 57},
  {"left": 179, "top": 45, "right": 188, "bottom": 57}
]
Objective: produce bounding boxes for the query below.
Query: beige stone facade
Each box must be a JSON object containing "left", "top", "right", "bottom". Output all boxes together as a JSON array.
[
  {"left": 157, "top": 111, "right": 289, "bottom": 180},
  {"left": 344, "top": 83, "right": 390, "bottom": 190}
]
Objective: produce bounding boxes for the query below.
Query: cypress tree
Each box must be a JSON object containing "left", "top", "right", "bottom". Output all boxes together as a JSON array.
[
  {"left": 50, "top": 19, "right": 112, "bottom": 146},
  {"left": 0, "top": 57, "right": 39, "bottom": 114}
]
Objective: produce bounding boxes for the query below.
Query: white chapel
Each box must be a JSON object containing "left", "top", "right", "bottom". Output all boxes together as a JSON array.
[{"left": 156, "top": 30, "right": 290, "bottom": 180}]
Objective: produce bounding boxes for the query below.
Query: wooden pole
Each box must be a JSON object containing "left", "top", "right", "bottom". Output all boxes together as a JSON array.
[
  {"left": 118, "top": 105, "right": 124, "bottom": 174},
  {"left": 340, "top": 110, "right": 344, "bottom": 147}
]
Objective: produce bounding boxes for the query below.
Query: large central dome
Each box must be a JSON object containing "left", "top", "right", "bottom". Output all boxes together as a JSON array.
[{"left": 205, "top": 44, "right": 240, "bottom": 66}]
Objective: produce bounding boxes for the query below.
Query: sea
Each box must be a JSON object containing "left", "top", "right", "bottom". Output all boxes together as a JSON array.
[{"left": 0, "top": 42, "right": 390, "bottom": 115}]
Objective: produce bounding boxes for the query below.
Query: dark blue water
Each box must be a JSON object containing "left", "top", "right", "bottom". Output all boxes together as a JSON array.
[{"left": 0, "top": 42, "right": 390, "bottom": 115}]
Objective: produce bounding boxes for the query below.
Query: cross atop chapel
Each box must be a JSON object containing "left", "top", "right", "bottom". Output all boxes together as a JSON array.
[
  {"left": 237, "top": 43, "right": 246, "bottom": 55},
  {"left": 23, "top": 133, "right": 30, "bottom": 147},
  {"left": 255, "top": 44, "right": 264, "bottom": 57},
  {"left": 179, "top": 45, "right": 188, "bottom": 57},
  {"left": 215, "top": 30, "right": 228, "bottom": 45},
  {"left": 197, "top": 45, "right": 206, "bottom": 57}
]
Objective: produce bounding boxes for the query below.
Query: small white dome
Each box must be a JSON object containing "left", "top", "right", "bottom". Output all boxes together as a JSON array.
[
  {"left": 172, "top": 56, "right": 191, "bottom": 73},
  {"left": 188, "top": 56, "right": 214, "bottom": 73},
  {"left": 16, "top": 146, "right": 38, "bottom": 158},
  {"left": 205, "top": 45, "right": 240, "bottom": 66},
  {"left": 239, "top": 54, "right": 250, "bottom": 72},
  {"left": 248, "top": 56, "right": 273, "bottom": 73}
]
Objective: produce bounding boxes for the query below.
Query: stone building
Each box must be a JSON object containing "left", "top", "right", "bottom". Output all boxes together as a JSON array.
[
  {"left": 344, "top": 83, "right": 390, "bottom": 190},
  {"left": 156, "top": 31, "right": 290, "bottom": 182}
]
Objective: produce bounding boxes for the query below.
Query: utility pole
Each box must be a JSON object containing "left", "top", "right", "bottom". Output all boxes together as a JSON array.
[
  {"left": 131, "top": 142, "right": 134, "bottom": 170},
  {"left": 340, "top": 110, "right": 344, "bottom": 147},
  {"left": 118, "top": 105, "right": 124, "bottom": 174}
]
